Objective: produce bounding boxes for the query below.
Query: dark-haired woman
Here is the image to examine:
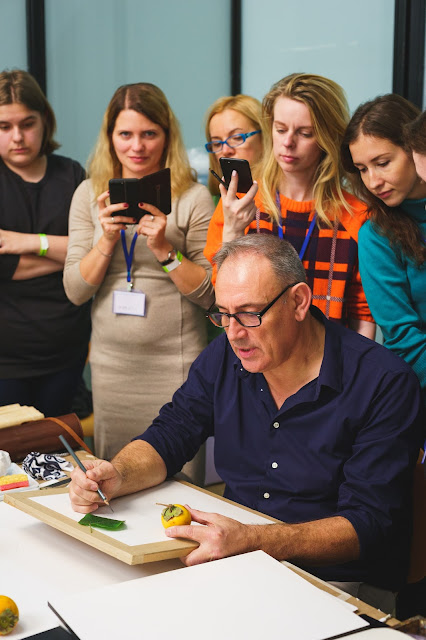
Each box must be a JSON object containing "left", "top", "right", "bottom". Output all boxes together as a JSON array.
[
  {"left": 0, "top": 69, "right": 90, "bottom": 416},
  {"left": 341, "top": 94, "right": 426, "bottom": 406}
]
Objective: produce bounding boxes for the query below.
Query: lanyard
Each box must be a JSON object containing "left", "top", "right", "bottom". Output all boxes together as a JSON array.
[
  {"left": 275, "top": 191, "right": 317, "bottom": 261},
  {"left": 120, "top": 229, "right": 138, "bottom": 290}
]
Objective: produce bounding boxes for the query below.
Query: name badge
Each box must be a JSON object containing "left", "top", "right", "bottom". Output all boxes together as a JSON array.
[{"left": 113, "top": 290, "right": 146, "bottom": 317}]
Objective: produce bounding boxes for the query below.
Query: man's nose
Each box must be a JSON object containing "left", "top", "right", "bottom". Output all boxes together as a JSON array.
[{"left": 226, "top": 316, "right": 247, "bottom": 339}]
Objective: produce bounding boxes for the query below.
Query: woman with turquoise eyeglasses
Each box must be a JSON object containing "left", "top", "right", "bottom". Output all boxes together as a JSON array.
[{"left": 204, "top": 94, "right": 263, "bottom": 205}]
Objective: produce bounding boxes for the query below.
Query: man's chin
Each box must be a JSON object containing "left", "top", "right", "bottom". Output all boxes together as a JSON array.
[{"left": 232, "top": 346, "right": 263, "bottom": 371}]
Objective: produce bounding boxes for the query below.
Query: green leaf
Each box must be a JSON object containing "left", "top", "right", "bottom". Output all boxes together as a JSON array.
[
  {"left": 78, "top": 513, "right": 126, "bottom": 530},
  {"left": 162, "top": 504, "right": 184, "bottom": 522}
]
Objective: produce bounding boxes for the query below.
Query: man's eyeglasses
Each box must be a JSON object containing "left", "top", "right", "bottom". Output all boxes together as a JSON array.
[
  {"left": 205, "top": 130, "right": 261, "bottom": 154},
  {"left": 206, "top": 282, "right": 299, "bottom": 328}
]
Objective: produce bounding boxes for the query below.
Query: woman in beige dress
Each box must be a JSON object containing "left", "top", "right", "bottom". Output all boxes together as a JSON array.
[{"left": 64, "top": 83, "right": 214, "bottom": 464}]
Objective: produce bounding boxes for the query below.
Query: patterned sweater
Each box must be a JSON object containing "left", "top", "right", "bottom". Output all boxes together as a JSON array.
[{"left": 204, "top": 188, "right": 373, "bottom": 325}]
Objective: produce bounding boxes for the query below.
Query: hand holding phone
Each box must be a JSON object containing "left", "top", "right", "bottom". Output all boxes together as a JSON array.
[
  {"left": 108, "top": 178, "right": 140, "bottom": 220},
  {"left": 109, "top": 168, "right": 171, "bottom": 222},
  {"left": 216, "top": 159, "right": 258, "bottom": 242},
  {"left": 209, "top": 169, "right": 240, "bottom": 200}
]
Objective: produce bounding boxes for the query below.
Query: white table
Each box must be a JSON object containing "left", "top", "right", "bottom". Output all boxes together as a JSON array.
[
  {"left": 1, "top": 501, "right": 182, "bottom": 638},
  {"left": 1, "top": 492, "right": 399, "bottom": 639}
]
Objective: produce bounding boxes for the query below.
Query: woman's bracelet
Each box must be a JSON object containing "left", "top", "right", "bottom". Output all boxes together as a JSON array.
[{"left": 95, "top": 244, "right": 114, "bottom": 258}]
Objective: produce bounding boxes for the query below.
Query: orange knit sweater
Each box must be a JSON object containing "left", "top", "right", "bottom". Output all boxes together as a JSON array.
[{"left": 204, "top": 189, "right": 373, "bottom": 324}]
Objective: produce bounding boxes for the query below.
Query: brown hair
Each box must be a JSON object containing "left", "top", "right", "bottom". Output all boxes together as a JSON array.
[
  {"left": 0, "top": 69, "right": 59, "bottom": 155},
  {"left": 341, "top": 93, "right": 425, "bottom": 265},
  {"left": 261, "top": 73, "right": 353, "bottom": 226},
  {"left": 88, "top": 82, "right": 196, "bottom": 199},
  {"left": 403, "top": 111, "right": 426, "bottom": 155}
]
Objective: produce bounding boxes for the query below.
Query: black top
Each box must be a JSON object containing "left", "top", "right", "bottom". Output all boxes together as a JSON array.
[{"left": 0, "top": 154, "right": 91, "bottom": 377}]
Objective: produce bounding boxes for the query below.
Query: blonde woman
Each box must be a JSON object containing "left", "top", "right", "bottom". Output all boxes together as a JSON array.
[
  {"left": 205, "top": 94, "right": 263, "bottom": 204},
  {"left": 64, "top": 83, "right": 214, "bottom": 462},
  {"left": 204, "top": 73, "right": 375, "bottom": 337}
]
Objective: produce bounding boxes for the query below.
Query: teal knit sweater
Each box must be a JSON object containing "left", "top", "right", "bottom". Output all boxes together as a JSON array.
[{"left": 358, "top": 198, "right": 426, "bottom": 404}]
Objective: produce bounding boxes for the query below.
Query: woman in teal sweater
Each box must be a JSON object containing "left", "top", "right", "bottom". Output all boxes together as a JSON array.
[{"left": 341, "top": 94, "right": 426, "bottom": 407}]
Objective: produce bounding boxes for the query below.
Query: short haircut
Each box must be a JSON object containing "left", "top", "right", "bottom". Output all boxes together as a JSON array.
[
  {"left": 214, "top": 235, "right": 307, "bottom": 287},
  {"left": 0, "top": 68, "right": 59, "bottom": 155},
  {"left": 403, "top": 111, "right": 426, "bottom": 155}
]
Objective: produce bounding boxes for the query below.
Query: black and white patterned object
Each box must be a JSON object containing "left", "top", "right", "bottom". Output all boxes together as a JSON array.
[{"left": 22, "top": 452, "right": 73, "bottom": 480}]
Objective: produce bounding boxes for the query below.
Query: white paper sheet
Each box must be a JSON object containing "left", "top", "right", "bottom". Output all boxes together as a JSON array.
[
  {"left": 48, "top": 550, "right": 370, "bottom": 640},
  {"left": 31, "top": 479, "right": 274, "bottom": 545}
]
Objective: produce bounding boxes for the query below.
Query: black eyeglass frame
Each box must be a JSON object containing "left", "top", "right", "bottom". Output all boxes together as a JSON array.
[{"left": 206, "top": 281, "right": 300, "bottom": 328}]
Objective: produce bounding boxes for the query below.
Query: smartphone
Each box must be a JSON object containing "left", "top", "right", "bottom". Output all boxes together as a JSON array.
[
  {"left": 219, "top": 157, "right": 253, "bottom": 193},
  {"left": 109, "top": 168, "right": 172, "bottom": 222},
  {"left": 109, "top": 178, "right": 140, "bottom": 219}
]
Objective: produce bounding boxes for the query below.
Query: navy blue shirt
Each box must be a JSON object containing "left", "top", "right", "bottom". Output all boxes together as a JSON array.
[{"left": 136, "top": 307, "right": 424, "bottom": 589}]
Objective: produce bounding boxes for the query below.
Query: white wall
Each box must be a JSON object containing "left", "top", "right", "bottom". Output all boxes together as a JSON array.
[
  {"left": 0, "top": 0, "right": 27, "bottom": 70},
  {"left": 44, "top": 0, "right": 231, "bottom": 167},
  {"left": 241, "top": 0, "right": 395, "bottom": 114}
]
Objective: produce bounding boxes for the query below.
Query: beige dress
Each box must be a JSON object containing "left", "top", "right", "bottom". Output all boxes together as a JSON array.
[{"left": 64, "top": 180, "right": 214, "bottom": 464}]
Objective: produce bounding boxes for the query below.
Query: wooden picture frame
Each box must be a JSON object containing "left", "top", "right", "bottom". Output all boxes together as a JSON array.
[{"left": 4, "top": 480, "right": 276, "bottom": 565}]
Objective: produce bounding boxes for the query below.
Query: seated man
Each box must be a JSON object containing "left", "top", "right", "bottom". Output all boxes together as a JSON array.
[{"left": 69, "top": 235, "right": 423, "bottom": 608}]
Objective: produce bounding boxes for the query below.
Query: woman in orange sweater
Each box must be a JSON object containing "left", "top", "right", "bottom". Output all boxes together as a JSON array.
[
  {"left": 205, "top": 94, "right": 263, "bottom": 205},
  {"left": 204, "top": 73, "right": 375, "bottom": 337}
]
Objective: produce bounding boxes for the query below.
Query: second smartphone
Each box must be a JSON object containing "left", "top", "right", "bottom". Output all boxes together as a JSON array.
[{"left": 219, "top": 157, "right": 253, "bottom": 193}]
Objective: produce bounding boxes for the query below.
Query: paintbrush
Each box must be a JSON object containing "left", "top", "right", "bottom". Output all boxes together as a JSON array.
[{"left": 58, "top": 435, "right": 114, "bottom": 512}]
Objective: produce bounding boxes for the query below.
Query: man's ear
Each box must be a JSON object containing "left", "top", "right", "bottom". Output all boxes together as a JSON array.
[{"left": 291, "top": 282, "right": 312, "bottom": 321}]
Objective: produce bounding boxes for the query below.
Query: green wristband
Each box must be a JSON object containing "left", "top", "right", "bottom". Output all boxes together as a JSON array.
[
  {"left": 162, "top": 250, "right": 183, "bottom": 273},
  {"left": 38, "top": 233, "right": 49, "bottom": 257}
]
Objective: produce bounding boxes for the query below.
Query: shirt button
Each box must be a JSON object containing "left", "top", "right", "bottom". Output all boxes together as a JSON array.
[
  {"left": 272, "top": 462, "right": 278, "bottom": 469},
  {"left": 263, "top": 492, "right": 270, "bottom": 499},
  {"left": 273, "top": 422, "right": 279, "bottom": 429}
]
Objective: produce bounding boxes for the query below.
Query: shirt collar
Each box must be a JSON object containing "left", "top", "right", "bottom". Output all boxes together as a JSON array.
[{"left": 232, "top": 304, "right": 343, "bottom": 393}]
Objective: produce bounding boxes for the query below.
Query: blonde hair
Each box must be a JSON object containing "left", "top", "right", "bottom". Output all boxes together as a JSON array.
[
  {"left": 205, "top": 94, "right": 263, "bottom": 196},
  {"left": 261, "top": 73, "right": 352, "bottom": 226},
  {"left": 88, "top": 83, "right": 196, "bottom": 199}
]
